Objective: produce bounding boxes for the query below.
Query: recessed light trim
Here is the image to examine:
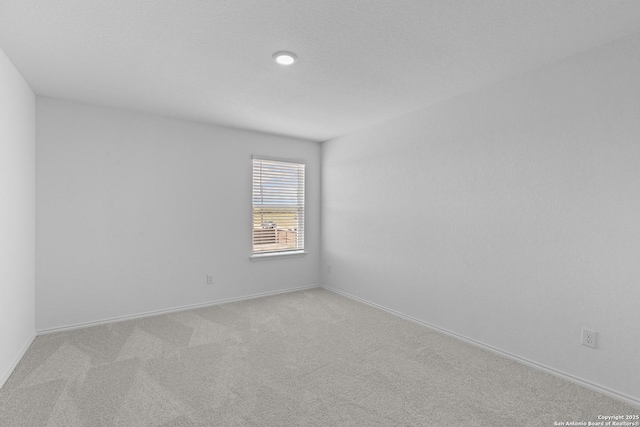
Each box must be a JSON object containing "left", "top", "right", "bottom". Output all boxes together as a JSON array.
[{"left": 272, "top": 51, "right": 297, "bottom": 65}]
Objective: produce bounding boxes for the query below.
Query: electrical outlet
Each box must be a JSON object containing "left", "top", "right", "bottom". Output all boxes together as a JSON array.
[
  {"left": 581, "top": 328, "right": 597, "bottom": 349},
  {"left": 206, "top": 274, "right": 214, "bottom": 285},
  {"left": 327, "top": 264, "right": 332, "bottom": 273}
]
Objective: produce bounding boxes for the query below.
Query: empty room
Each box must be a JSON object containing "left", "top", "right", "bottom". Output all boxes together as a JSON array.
[{"left": 1, "top": 1, "right": 639, "bottom": 425}]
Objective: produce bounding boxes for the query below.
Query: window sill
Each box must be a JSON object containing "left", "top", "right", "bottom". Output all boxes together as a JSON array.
[{"left": 250, "top": 251, "right": 307, "bottom": 261}]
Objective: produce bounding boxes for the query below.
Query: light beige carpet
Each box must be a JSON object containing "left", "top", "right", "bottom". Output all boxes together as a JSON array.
[{"left": 0, "top": 288, "right": 636, "bottom": 426}]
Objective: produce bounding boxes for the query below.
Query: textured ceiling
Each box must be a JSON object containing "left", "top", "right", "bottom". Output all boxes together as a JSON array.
[{"left": 2, "top": 1, "right": 640, "bottom": 141}]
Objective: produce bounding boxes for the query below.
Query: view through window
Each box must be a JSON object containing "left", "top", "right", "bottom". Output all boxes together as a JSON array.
[{"left": 252, "top": 157, "right": 305, "bottom": 254}]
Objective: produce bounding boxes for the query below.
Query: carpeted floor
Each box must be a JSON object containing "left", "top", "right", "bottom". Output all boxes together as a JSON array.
[{"left": 0, "top": 288, "right": 636, "bottom": 426}]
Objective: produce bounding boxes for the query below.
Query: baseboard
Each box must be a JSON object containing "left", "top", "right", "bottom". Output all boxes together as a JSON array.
[
  {"left": 38, "top": 285, "right": 321, "bottom": 335},
  {"left": 0, "top": 332, "right": 36, "bottom": 390},
  {"left": 322, "top": 285, "right": 640, "bottom": 409}
]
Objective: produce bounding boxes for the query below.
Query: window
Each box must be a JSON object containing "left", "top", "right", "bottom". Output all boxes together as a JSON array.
[{"left": 252, "top": 157, "right": 305, "bottom": 256}]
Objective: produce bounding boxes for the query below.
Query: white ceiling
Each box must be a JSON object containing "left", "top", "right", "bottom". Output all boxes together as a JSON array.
[{"left": 2, "top": 1, "right": 640, "bottom": 141}]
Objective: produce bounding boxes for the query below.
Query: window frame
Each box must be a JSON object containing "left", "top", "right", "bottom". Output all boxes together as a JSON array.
[{"left": 249, "top": 155, "right": 307, "bottom": 261}]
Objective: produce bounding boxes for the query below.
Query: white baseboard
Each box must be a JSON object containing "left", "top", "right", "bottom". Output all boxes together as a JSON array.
[
  {"left": 38, "top": 285, "right": 321, "bottom": 335},
  {"left": 0, "top": 332, "right": 36, "bottom": 390},
  {"left": 322, "top": 285, "right": 640, "bottom": 409}
]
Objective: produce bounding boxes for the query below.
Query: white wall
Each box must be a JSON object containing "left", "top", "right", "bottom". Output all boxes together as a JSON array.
[
  {"left": 37, "top": 98, "right": 320, "bottom": 331},
  {"left": 321, "top": 33, "right": 640, "bottom": 403},
  {"left": 0, "top": 48, "right": 36, "bottom": 387}
]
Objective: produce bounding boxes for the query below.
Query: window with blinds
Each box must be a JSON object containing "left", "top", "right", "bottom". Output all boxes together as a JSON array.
[{"left": 252, "top": 157, "right": 305, "bottom": 255}]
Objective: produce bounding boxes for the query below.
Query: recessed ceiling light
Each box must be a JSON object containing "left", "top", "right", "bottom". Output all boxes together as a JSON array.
[{"left": 272, "top": 51, "right": 297, "bottom": 65}]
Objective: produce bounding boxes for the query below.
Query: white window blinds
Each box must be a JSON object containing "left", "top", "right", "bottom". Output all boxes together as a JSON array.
[{"left": 252, "top": 158, "right": 305, "bottom": 254}]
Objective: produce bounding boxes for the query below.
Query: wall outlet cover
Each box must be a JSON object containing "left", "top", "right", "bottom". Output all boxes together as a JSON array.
[{"left": 581, "top": 328, "right": 597, "bottom": 349}]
